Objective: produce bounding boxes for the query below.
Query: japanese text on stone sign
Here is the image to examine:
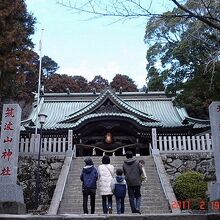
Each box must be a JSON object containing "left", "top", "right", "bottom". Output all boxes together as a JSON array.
[
  {"left": 0, "top": 104, "right": 21, "bottom": 184},
  {"left": 0, "top": 107, "right": 16, "bottom": 176}
]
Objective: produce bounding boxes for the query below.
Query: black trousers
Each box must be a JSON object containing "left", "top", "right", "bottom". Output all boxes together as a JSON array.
[
  {"left": 101, "top": 195, "right": 113, "bottom": 214},
  {"left": 82, "top": 188, "right": 96, "bottom": 214},
  {"left": 127, "top": 185, "right": 141, "bottom": 213}
]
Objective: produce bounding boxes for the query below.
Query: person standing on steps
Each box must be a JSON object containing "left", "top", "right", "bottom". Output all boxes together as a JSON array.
[
  {"left": 123, "top": 151, "right": 143, "bottom": 214},
  {"left": 111, "top": 168, "right": 127, "bottom": 214},
  {"left": 98, "top": 154, "right": 115, "bottom": 214},
  {"left": 80, "top": 157, "right": 98, "bottom": 214}
]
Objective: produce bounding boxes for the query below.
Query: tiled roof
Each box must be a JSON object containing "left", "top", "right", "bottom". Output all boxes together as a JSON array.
[
  {"left": 22, "top": 89, "right": 210, "bottom": 131},
  {"left": 60, "top": 89, "right": 158, "bottom": 123},
  {"left": 54, "top": 113, "right": 163, "bottom": 130}
]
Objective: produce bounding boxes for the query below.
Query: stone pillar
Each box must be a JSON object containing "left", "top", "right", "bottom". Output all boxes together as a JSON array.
[
  {"left": 151, "top": 128, "right": 159, "bottom": 155},
  {"left": 0, "top": 104, "right": 25, "bottom": 213},
  {"left": 209, "top": 102, "right": 220, "bottom": 201},
  {"left": 67, "top": 130, "right": 73, "bottom": 150},
  {"left": 33, "top": 134, "right": 40, "bottom": 153}
]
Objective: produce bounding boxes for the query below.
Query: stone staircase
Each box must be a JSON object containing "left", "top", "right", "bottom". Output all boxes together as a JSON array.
[{"left": 58, "top": 156, "right": 170, "bottom": 214}]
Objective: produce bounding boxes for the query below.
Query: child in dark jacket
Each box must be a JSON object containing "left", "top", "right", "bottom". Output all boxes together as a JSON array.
[
  {"left": 80, "top": 157, "right": 98, "bottom": 214},
  {"left": 111, "top": 168, "right": 127, "bottom": 214}
]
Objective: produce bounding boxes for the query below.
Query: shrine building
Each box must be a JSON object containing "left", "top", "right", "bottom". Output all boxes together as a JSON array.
[{"left": 20, "top": 88, "right": 210, "bottom": 156}]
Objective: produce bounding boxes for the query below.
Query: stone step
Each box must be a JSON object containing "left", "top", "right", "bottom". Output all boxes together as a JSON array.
[
  {"left": 1, "top": 214, "right": 219, "bottom": 220},
  {"left": 60, "top": 191, "right": 167, "bottom": 196},
  {"left": 68, "top": 169, "right": 157, "bottom": 173},
  {"left": 58, "top": 156, "right": 170, "bottom": 214},
  {"left": 59, "top": 195, "right": 168, "bottom": 202},
  {"left": 59, "top": 203, "right": 169, "bottom": 210},
  {"left": 60, "top": 196, "right": 166, "bottom": 201},
  {"left": 59, "top": 210, "right": 168, "bottom": 214},
  {"left": 63, "top": 192, "right": 167, "bottom": 197},
  {"left": 65, "top": 188, "right": 166, "bottom": 194}
]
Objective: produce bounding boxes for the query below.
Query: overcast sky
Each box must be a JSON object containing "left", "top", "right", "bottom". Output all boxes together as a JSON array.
[{"left": 26, "top": 0, "right": 172, "bottom": 88}]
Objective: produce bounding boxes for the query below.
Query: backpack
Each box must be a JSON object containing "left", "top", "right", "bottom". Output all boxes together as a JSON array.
[{"left": 114, "top": 183, "right": 126, "bottom": 198}]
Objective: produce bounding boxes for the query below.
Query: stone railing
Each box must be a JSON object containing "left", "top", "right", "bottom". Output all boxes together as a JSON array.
[
  {"left": 47, "top": 149, "right": 74, "bottom": 215},
  {"left": 152, "top": 149, "right": 181, "bottom": 214},
  {"left": 157, "top": 134, "right": 212, "bottom": 153},
  {"left": 19, "top": 134, "right": 69, "bottom": 155},
  {"left": 19, "top": 134, "right": 212, "bottom": 155},
  {"left": 19, "top": 137, "right": 140, "bottom": 156}
]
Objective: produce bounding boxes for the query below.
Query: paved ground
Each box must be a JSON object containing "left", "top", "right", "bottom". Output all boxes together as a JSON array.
[{"left": 0, "top": 214, "right": 220, "bottom": 220}]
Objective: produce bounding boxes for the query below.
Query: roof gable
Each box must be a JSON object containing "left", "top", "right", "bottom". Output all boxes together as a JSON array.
[{"left": 59, "top": 88, "right": 159, "bottom": 124}]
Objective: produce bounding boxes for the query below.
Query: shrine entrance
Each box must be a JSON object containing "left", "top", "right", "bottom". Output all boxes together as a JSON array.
[{"left": 74, "top": 119, "right": 151, "bottom": 157}]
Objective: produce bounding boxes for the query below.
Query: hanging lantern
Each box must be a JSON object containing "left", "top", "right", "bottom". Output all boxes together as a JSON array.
[{"left": 105, "top": 132, "right": 113, "bottom": 144}]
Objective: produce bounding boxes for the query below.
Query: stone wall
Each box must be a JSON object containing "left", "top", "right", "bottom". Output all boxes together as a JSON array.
[
  {"left": 17, "top": 156, "right": 64, "bottom": 212},
  {"left": 161, "top": 153, "right": 216, "bottom": 186}
]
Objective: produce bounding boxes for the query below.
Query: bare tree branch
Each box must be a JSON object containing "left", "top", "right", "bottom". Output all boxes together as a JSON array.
[{"left": 56, "top": 0, "right": 220, "bottom": 32}]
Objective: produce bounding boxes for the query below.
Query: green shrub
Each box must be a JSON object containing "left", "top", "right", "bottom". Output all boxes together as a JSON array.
[{"left": 173, "top": 171, "right": 208, "bottom": 210}]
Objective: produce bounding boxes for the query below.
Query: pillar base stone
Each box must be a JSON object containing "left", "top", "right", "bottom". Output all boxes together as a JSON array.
[
  {"left": 0, "top": 202, "right": 26, "bottom": 214},
  {"left": 209, "top": 182, "right": 220, "bottom": 201},
  {"left": 0, "top": 184, "right": 26, "bottom": 214}
]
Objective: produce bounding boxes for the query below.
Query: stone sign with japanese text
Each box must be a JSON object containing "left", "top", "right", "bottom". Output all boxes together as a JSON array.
[
  {"left": 151, "top": 128, "right": 159, "bottom": 155},
  {"left": 0, "top": 104, "right": 25, "bottom": 213},
  {"left": 0, "top": 104, "right": 21, "bottom": 184},
  {"left": 209, "top": 102, "right": 220, "bottom": 201}
]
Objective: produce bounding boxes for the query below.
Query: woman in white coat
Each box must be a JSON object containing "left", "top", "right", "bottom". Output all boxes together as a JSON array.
[{"left": 98, "top": 154, "right": 114, "bottom": 214}]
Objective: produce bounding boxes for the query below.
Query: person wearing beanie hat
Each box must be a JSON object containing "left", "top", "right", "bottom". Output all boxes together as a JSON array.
[
  {"left": 84, "top": 157, "right": 94, "bottom": 166},
  {"left": 80, "top": 157, "right": 98, "bottom": 214}
]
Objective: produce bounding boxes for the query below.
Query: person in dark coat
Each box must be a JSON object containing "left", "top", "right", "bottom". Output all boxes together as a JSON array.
[
  {"left": 80, "top": 157, "right": 98, "bottom": 214},
  {"left": 111, "top": 168, "right": 127, "bottom": 214},
  {"left": 123, "top": 151, "right": 143, "bottom": 214}
]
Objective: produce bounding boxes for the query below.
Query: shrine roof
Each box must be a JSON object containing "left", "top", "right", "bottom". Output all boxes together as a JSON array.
[{"left": 22, "top": 89, "right": 210, "bottom": 131}]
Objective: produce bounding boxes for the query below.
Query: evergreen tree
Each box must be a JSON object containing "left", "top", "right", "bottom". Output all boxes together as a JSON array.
[
  {"left": 0, "top": 0, "right": 38, "bottom": 100},
  {"left": 44, "top": 74, "right": 90, "bottom": 93},
  {"left": 0, "top": 0, "right": 39, "bottom": 119},
  {"left": 88, "top": 75, "right": 109, "bottom": 92},
  {"left": 110, "top": 74, "right": 138, "bottom": 92},
  {"left": 42, "top": 55, "right": 59, "bottom": 77},
  {"left": 145, "top": 1, "right": 220, "bottom": 118}
]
